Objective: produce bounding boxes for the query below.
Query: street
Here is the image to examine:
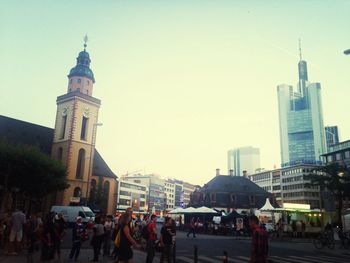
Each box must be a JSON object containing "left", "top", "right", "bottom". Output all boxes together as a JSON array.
[{"left": 56, "top": 226, "right": 350, "bottom": 262}]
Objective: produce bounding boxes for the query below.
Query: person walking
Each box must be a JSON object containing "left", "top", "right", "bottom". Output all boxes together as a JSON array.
[
  {"left": 9, "top": 209, "right": 26, "bottom": 255},
  {"left": 40, "top": 213, "right": 56, "bottom": 262},
  {"left": 69, "top": 216, "right": 86, "bottom": 262},
  {"left": 53, "top": 213, "right": 66, "bottom": 262},
  {"left": 160, "top": 217, "right": 175, "bottom": 263},
  {"left": 91, "top": 216, "right": 105, "bottom": 262},
  {"left": 103, "top": 215, "right": 114, "bottom": 257},
  {"left": 146, "top": 214, "right": 157, "bottom": 263},
  {"left": 249, "top": 215, "right": 268, "bottom": 263},
  {"left": 186, "top": 217, "right": 196, "bottom": 238},
  {"left": 117, "top": 213, "right": 140, "bottom": 263}
]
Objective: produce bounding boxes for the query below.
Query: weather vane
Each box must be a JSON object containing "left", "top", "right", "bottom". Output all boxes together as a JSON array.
[{"left": 84, "top": 34, "right": 88, "bottom": 51}]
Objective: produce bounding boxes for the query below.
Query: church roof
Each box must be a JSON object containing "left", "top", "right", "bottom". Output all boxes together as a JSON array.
[
  {"left": 0, "top": 115, "right": 116, "bottom": 179},
  {"left": 201, "top": 175, "right": 268, "bottom": 194},
  {"left": 92, "top": 150, "right": 117, "bottom": 178}
]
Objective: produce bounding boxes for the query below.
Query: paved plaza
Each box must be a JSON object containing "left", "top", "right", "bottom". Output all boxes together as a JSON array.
[{"left": 1, "top": 229, "right": 350, "bottom": 263}]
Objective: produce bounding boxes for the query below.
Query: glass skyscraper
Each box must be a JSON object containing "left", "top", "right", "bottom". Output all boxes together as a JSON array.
[
  {"left": 325, "top": 126, "right": 340, "bottom": 151},
  {"left": 227, "top": 146, "right": 261, "bottom": 176},
  {"left": 277, "top": 53, "right": 326, "bottom": 167}
]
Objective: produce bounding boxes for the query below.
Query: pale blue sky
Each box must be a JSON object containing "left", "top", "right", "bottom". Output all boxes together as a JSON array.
[{"left": 1, "top": 0, "right": 349, "bottom": 185}]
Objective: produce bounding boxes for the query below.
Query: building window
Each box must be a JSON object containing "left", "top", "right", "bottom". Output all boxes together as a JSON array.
[
  {"left": 78, "top": 78, "right": 81, "bottom": 83},
  {"left": 57, "top": 147, "right": 63, "bottom": 162},
  {"left": 345, "top": 151, "right": 350, "bottom": 159},
  {"left": 73, "top": 187, "right": 81, "bottom": 197},
  {"left": 60, "top": 116, "right": 67, "bottom": 139},
  {"left": 231, "top": 194, "right": 236, "bottom": 204},
  {"left": 76, "top": 149, "right": 85, "bottom": 179},
  {"left": 249, "top": 195, "right": 255, "bottom": 205},
  {"left": 80, "top": 116, "right": 88, "bottom": 140},
  {"left": 336, "top": 153, "right": 342, "bottom": 161},
  {"left": 103, "top": 181, "right": 109, "bottom": 200},
  {"left": 327, "top": 155, "right": 333, "bottom": 163}
]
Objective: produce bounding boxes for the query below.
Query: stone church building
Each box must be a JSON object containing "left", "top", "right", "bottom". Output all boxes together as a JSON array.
[{"left": 0, "top": 42, "right": 117, "bottom": 214}]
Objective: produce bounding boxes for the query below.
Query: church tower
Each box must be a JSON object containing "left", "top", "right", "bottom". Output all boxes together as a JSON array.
[{"left": 52, "top": 37, "right": 101, "bottom": 205}]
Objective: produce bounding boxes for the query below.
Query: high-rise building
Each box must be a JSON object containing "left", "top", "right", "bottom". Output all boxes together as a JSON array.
[
  {"left": 277, "top": 43, "right": 326, "bottom": 167},
  {"left": 227, "top": 146, "right": 261, "bottom": 176},
  {"left": 250, "top": 164, "right": 322, "bottom": 209},
  {"left": 325, "top": 126, "right": 340, "bottom": 151},
  {"left": 122, "top": 174, "right": 165, "bottom": 214}
]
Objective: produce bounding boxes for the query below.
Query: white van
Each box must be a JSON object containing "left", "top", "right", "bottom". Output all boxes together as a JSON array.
[{"left": 51, "top": 206, "right": 95, "bottom": 224}]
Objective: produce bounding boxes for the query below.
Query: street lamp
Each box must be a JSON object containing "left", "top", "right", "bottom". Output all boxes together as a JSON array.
[{"left": 85, "top": 122, "right": 103, "bottom": 203}]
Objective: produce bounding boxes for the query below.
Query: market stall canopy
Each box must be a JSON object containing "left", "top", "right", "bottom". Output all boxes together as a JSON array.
[
  {"left": 259, "top": 198, "right": 276, "bottom": 211},
  {"left": 168, "top": 207, "right": 186, "bottom": 214},
  {"left": 183, "top": 207, "right": 198, "bottom": 213},
  {"left": 195, "top": 206, "right": 219, "bottom": 214},
  {"left": 222, "top": 210, "right": 244, "bottom": 220}
]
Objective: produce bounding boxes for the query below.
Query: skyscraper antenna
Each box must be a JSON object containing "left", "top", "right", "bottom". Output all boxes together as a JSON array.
[
  {"left": 299, "top": 38, "right": 302, "bottom": 61},
  {"left": 84, "top": 34, "right": 88, "bottom": 51}
]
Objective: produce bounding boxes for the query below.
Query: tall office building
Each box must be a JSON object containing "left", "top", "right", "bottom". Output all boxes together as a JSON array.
[
  {"left": 227, "top": 146, "right": 261, "bottom": 176},
  {"left": 277, "top": 43, "right": 326, "bottom": 166},
  {"left": 325, "top": 126, "right": 340, "bottom": 151}
]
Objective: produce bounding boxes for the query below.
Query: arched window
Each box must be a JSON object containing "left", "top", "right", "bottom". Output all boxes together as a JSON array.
[
  {"left": 103, "top": 181, "right": 110, "bottom": 197},
  {"left": 57, "top": 147, "right": 63, "bottom": 162},
  {"left": 91, "top": 179, "right": 97, "bottom": 189},
  {"left": 73, "top": 187, "right": 81, "bottom": 197},
  {"left": 76, "top": 149, "right": 85, "bottom": 178}
]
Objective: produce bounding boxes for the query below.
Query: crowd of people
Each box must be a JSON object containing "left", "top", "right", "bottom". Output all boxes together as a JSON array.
[{"left": 0, "top": 207, "right": 177, "bottom": 263}]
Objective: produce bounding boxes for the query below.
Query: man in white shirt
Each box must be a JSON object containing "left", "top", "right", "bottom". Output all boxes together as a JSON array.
[{"left": 10, "top": 210, "right": 26, "bottom": 255}]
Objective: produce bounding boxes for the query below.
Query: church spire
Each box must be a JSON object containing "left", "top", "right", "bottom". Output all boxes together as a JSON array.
[
  {"left": 84, "top": 34, "right": 88, "bottom": 51},
  {"left": 67, "top": 37, "right": 95, "bottom": 83}
]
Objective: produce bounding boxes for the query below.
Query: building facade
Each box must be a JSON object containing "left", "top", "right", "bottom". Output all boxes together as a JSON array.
[
  {"left": 322, "top": 140, "right": 350, "bottom": 167},
  {"left": 52, "top": 42, "right": 101, "bottom": 206},
  {"left": 122, "top": 174, "right": 165, "bottom": 214},
  {"left": 116, "top": 179, "right": 148, "bottom": 213},
  {"left": 325, "top": 126, "right": 340, "bottom": 151},
  {"left": 0, "top": 42, "right": 118, "bottom": 215},
  {"left": 227, "top": 146, "right": 260, "bottom": 176},
  {"left": 277, "top": 51, "right": 326, "bottom": 167},
  {"left": 250, "top": 164, "right": 322, "bottom": 209},
  {"left": 164, "top": 179, "right": 175, "bottom": 211},
  {"left": 182, "top": 182, "right": 198, "bottom": 207},
  {"left": 190, "top": 169, "right": 276, "bottom": 213}
]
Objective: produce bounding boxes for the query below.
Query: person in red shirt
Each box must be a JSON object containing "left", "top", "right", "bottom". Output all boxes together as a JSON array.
[
  {"left": 146, "top": 215, "right": 157, "bottom": 263},
  {"left": 249, "top": 215, "right": 268, "bottom": 263}
]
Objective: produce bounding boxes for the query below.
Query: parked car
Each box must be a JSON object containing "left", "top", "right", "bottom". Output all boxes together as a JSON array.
[{"left": 51, "top": 206, "right": 95, "bottom": 225}]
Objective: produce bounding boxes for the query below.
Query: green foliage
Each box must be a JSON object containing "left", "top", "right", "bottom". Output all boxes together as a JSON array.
[
  {"left": 307, "top": 163, "right": 350, "bottom": 226},
  {"left": 307, "top": 163, "right": 350, "bottom": 196},
  {"left": 0, "top": 140, "right": 69, "bottom": 198}
]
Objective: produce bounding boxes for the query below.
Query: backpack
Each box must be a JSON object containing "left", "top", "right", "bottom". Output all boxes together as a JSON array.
[{"left": 141, "top": 223, "right": 149, "bottom": 240}]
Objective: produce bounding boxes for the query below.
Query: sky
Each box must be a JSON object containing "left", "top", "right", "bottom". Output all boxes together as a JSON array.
[{"left": 1, "top": 0, "right": 350, "bottom": 186}]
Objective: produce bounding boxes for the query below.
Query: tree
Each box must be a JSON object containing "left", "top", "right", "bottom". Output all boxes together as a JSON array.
[
  {"left": 0, "top": 140, "right": 69, "bottom": 211},
  {"left": 307, "top": 163, "right": 350, "bottom": 227}
]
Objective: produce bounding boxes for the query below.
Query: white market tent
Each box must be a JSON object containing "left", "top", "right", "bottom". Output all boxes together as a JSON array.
[
  {"left": 183, "top": 207, "right": 198, "bottom": 213},
  {"left": 259, "top": 198, "right": 276, "bottom": 211},
  {"left": 168, "top": 207, "right": 186, "bottom": 214},
  {"left": 195, "top": 206, "right": 218, "bottom": 214},
  {"left": 168, "top": 206, "right": 218, "bottom": 214}
]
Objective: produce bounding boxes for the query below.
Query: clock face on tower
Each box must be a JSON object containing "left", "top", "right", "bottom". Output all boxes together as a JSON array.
[
  {"left": 83, "top": 107, "right": 90, "bottom": 118},
  {"left": 62, "top": 107, "right": 68, "bottom": 116}
]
